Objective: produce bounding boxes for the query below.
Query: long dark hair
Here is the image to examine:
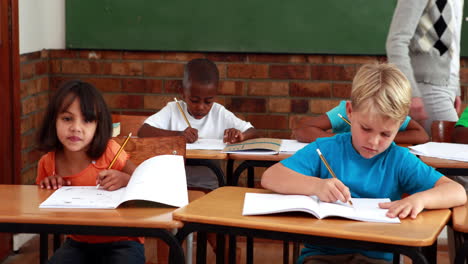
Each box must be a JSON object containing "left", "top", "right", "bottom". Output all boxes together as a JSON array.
[{"left": 37, "top": 80, "right": 112, "bottom": 159}]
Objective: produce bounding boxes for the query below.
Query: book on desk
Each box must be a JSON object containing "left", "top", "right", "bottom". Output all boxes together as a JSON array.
[
  {"left": 242, "top": 193, "right": 400, "bottom": 223},
  {"left": 39, "top": 155, "right": 188, "bottom": 209}
]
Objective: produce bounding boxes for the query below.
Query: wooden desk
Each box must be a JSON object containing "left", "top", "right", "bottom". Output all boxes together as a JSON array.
[
  {"left": 0, "top": 185, "right": 185, "bottom": 264},
  {"left": 452, "top": 202, "right": 468, "bottom": 264},
  {"left": 174, "top": 186, "right": 451, "bottom": 264},
  {"left": 419, "top": 156, "right": 468, "bottom": 176},
  {"left": 186, "top": 149, "right": 228, "bottom": 160}
]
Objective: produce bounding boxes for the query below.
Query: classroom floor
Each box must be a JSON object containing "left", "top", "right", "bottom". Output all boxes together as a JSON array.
[{"left": 0, "top": 235, "right": 451, "bottom": 264}]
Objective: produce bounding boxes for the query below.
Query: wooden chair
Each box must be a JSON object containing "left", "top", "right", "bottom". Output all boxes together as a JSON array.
[
  {"left": 114, "top": 135, "right": 202, "bottom": 264},
  {"left": 431, "top": 120, "right": 456, "bottom": 142},
  {"left": 112, "top": 113, "right": 150, "bottom": 136}
]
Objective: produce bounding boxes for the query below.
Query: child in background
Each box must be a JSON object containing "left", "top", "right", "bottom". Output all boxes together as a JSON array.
[
  {"left": 293, "top": 101, "right": 429, "bottom": 144},
  {"left": 138, "top": 58, "right": 258, "bottom": 189},
  {"left": 262, "top": 64, "right": 466, "bottom": 264},
  {"left": 36, "top": 80, "right": 144, "bottom": 264}
]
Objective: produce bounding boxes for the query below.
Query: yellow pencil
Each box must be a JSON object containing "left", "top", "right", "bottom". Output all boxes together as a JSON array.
[
  {"left": 174, "top": 97, "right": 192, "bottom": 128},
  {"left": 96, "top": 132, "right": 132, "bottom": 189},
  {"left": 316, "top": 148, "right": 353, "bottom": 206},
  {"left": 338, "top": 113, "right": 351, "bottom": 126}
]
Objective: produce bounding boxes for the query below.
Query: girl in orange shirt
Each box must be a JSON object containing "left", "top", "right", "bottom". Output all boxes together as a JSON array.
[{"left": 36, "top": 80, "right": 144, "bottom": 264}]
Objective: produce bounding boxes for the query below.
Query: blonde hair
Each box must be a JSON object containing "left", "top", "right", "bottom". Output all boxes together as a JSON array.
[{"left": 351, "top": 63, "right": 411, "bottom": 122}]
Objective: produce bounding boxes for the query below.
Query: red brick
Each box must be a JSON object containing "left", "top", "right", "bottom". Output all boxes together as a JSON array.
[
  {"left": 217, "top": 64, "right": 227, "bottom": 79},
  {"left": 82, "top": 78, "right": 121, "bottom": 92},
  {"left": 20, "top": 81, "right": 34, "bottom": 98},
  {"left": 246, "top": 115, "right": 288, "bottom": 129},
  {"left": 460, "top": 68, "right": 468, "bottom": 83},
  {"left": 61, "top": 60, "right": 101, "bottom": 74},
  {"left": 270, "top": 65, "right": 310, "bottom": 80},
  {"left": 104, "top": 94, "right": 144, "bottom": 109},
  {"left": 21, "top": 133, "right": 35, "bottom": 150},
  {"left": 20, "top": 52, "right": 41, "bottom": 63},
  {"left": 227, "top": 64, "right": 269, "bottom": 79},
  {"left": 22, "top": 96, "right": 38, "bottom": 115},
  {"left": 165, "top": 80, "right": 183, "bottom": 94},
  {"left": 306, "top": 55, "right": 333, "bottom": 64},
  {"left": 333, "top": 56, "right": 379, "bottom": 65},
  {"left": 21, "top": 63, "right": 35, "bottom": 80},
  {"left": 49, "top": 49, "right": 78, "bottom": 58},
  {"left": 268, "top": 98, "right": 291, "bottom": 113},
  {"left": 248, "top": 81, "right": 289, "bottom": 96},
  {"left": 461, "top": 85, "right": 466, "bottom": 102},
  {"left": 206, "top": 54, "right": 247, "bottom": 62},
  {"left": 143, "top": 62, "right": 184, "bottom": 77},
  {"left": 248, "top": 54, "right": 306, "bottom": 63},
  {"left": 35, "top": 60, "right": 48, "bottom": 75},
  {"left": 40, "top": 50, "right": 49, "bottom": 59},
  {"left": 37, "top": 93, "right": 49, "bottom": 110},
  {"left": 123, "top": 51, "right": 164, "bottom": 60},
  {"left": 38, "top": 77, "right": 49, "bottom": 93},
  {"left": 110, "top": 62, "right": 143, "bottom": 76},
  {"left": 332, "top": 83, "right": 352, "bottom": 98},
  {"left": 49, "top": 59, "right": 61, "bottom": 74},
  {"left": 219, "top": 81, "right": 245, "bottom": 96},
  {"left": 289, "top": 114, "right": 309, "bottom": 130},
  {"left": 50, "top": 77, "right": 74, "bottom": 91},
  {"left": 291, "top": 99, "right": 309, "bottom": 113},
  {"left": 311, "top": 65, "right": 356, "bottom": 81},
  {"left": 164, "top": 52, "right": 205, "bottom": 61},
  {"left": 122, "top": 79, "right": 163, "bottom": 93},
  {"left": 309, "top": 99, "right": 341, "bottom": 114},
  {"left": 143, "top": 95, "right": 173, "bottom": 110},
  {"left": 226, "top": 98, "right": 266, "bottom": 113},
  {"left": 78, "top": 50, "right": 122, "bottom": 60},
  {"left": 20, "top": 166, "right": 37, "bottom": 184},
  {"left": 290, "top": 82, "right": 331, "bottom": 97}
]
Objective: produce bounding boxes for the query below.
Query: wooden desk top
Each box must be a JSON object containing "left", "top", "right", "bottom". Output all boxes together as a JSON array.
[
  {"left": 174, "top": 186, "right": 451, "bottom": 247},
  {"left": 452, "top": 202, "right": 468, "bottom": 233},
  {"left": 0, "top": 185, "right": 183, "bottom": 229},
  {"left": 228, "top": 152, "right": 293, "bottom": 161},
  {"left": 186, "top": 149, "right": 228, "bottom": 160},
  {"left": 419, "top": 156, "right": 468, "bottom": 169}
]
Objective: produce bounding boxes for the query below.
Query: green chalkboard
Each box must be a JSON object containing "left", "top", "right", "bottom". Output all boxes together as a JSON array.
[{"left": 66, "top": 0, "right": 468, "bottom": 56}]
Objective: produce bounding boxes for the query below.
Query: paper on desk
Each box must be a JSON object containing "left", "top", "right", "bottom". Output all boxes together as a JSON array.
[
  {"left": 409, "top": 142, "right": 468, "bottom": 162},
  {"left": 279, "top": 139, "right": 308, "bottom": 153},
  {"left": 186, "top": 138, "right": 226, "bottom": 150}
]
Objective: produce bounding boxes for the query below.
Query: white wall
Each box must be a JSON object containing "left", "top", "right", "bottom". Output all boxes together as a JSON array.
[{"left": 19, "top": 0, "right": 65, "bottom": 54}]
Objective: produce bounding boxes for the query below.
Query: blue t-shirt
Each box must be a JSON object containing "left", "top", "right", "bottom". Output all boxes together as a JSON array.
[
  {"left": 326, "top": 101, "right": 411, "bottom": 133},
  {"left": 280, "top": 133, "right": 442, "bottom": 262}
]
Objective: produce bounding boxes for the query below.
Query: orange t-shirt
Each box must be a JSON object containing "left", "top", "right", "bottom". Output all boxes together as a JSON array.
[{"left": 36, "top": 139, "right": 143, "bottom": 244}]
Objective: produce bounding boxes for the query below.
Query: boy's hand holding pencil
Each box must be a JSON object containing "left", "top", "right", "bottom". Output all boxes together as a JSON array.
[{"left": 316, "top": 149, "right": 353, "bottom": 206}]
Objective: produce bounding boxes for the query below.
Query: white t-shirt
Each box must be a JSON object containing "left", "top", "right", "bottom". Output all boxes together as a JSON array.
[{"left": 144, "top": 101, "right": 253, "bottom": 138}]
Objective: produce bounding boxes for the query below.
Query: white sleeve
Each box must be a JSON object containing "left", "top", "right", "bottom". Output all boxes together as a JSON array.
[
  {"left": 221, "top": 107, "right": 253, "bottom": 133},
  {"left": 144, "top": 104, "right": 172, "bottom": 129}
]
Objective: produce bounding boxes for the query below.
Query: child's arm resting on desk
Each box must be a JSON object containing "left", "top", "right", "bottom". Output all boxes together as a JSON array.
[
  {"left": 138, "top": 123, "right": 198, "bottom": 143},
  {"left": 379, "top": 176, "right": 467, "bottom": 219},
  {"left": 261, "top": 163, "right": 351, "bottom": 203},
  {"left": 292, "top": 115, "right": 335, "bottom": 143},
  {"left": 223, "top": 127, "right": 258, "bottom": 143},
  {"left": 394, "top": 119, "right": 429, "bottom": 144},
  {"left": 97, "top": 159, "right": 137, "bottom": 191}
]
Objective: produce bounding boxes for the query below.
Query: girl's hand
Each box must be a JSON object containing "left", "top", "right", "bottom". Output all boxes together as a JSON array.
[
  {"left": 96, "top": 169, "right": 131, "bottom": 191},
  {"left": 315, "top": 178, "right": 351, "bottom": 203},
  {"left": 182, "top": 127, "right": 198, "bottom": 143},
  {"left": 39, "top": 173, "right": 71, "bottom": 190},
  {"left": 223, "top": 128, "right": 243, "bottom": 143},
  {"left": 379, "top": 195, "right": 425, "bottom": 219}
]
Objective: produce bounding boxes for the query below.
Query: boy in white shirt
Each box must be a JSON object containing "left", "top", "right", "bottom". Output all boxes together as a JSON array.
[{"left": 138, "top": 58, "right": 258, "bottom": 189}]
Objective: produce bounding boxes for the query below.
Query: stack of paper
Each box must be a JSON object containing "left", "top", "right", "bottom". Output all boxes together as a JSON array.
[{"left": 409, "top": 142, "right": 468, "bottom": 162}]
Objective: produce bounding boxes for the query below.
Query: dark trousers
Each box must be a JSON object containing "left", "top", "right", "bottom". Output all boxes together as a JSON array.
[{"left": 48, "top": 238, "right": 145, "bottom": 264}]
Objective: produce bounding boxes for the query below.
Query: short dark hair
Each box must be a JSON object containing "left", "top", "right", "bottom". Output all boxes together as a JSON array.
[
  {"left": 37, "top": 80, "right": 112, "bottom": 159},
  {"left": 183, "top": 58, "right": 219, "bottom": 90}
]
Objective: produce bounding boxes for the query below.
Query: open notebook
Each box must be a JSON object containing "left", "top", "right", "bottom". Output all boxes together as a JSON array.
[
  {"left": 242, "top": 193, "right": 400, "bottom": 223},
  {"left": 222, "top": 138, "right": 282, "bottom": 155},
  {"left": 39, "top": 155, "right": 188, "bottom": 209},
  {"left": 409, "top": 142, "right": 468, "bottom": 162}
]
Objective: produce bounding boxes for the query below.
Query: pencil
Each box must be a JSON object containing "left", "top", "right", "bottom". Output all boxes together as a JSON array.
[
  {"left": 174, "top": 97, "right": 192, "bottom": 128},
  {"left": 338, "top": 113, "right": 351, "bottom": 126},
  {"left": 96, "top": 132, "right": 132, "bottom": 189},
  {"left": 316, "top": 148, "right": 353, "bottom": 206}
]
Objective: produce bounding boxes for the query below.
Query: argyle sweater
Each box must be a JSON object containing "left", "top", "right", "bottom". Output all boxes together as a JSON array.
[{"left": 386, "top": 0, "right": 461, "bottom": 97}]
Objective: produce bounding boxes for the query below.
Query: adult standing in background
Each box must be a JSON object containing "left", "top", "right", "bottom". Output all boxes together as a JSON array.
[{"left": 386, "top": 0, "right": 463, "bottom": 135}]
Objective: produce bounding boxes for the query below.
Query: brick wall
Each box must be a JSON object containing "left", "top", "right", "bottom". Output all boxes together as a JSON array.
[{"left": 19, "top": 49, "right": 468, "bottom": 184}]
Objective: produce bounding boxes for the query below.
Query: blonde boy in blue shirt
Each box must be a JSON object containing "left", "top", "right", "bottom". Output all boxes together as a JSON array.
[{"left": 262, "top": 63, "right": 466, "bottom": 264}]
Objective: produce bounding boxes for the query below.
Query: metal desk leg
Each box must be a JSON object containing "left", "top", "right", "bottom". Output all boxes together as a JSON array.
[{"left": 39, "top": 233, "right": 48, "bottom": 264}]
